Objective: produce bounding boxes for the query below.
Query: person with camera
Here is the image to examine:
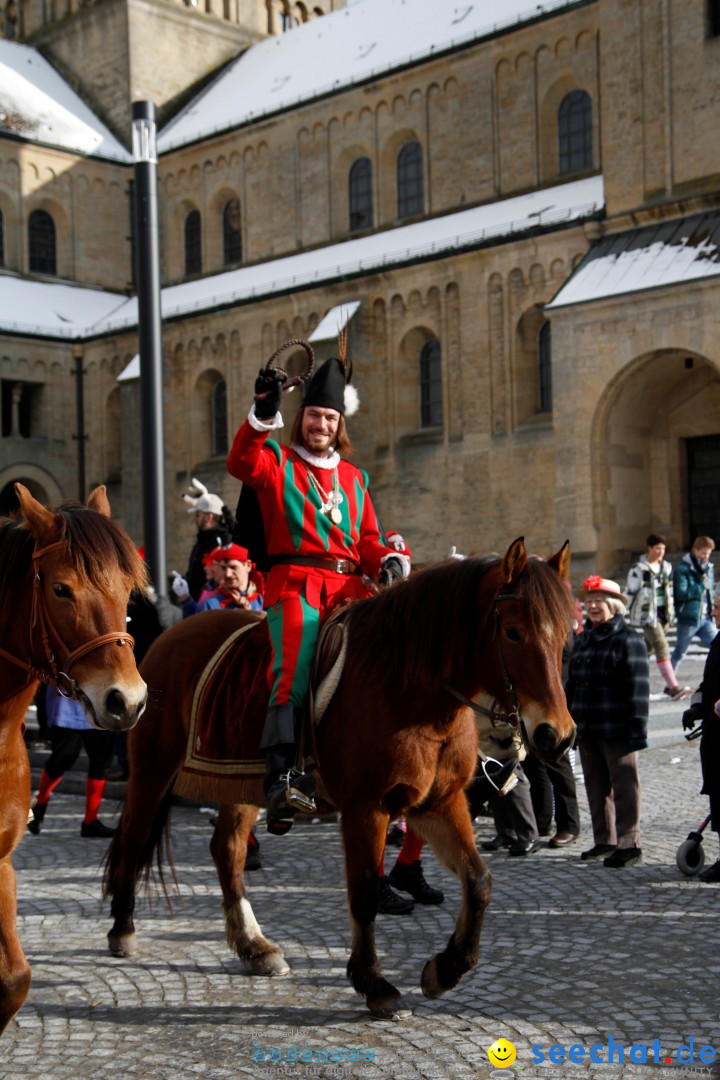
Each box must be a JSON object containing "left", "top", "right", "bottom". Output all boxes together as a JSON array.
[
  {"left": 226, "top": 346, "right": 410, "bottom": 836},
  {"left": 626, "top": 533, "right": 689, "bottom": 701}
]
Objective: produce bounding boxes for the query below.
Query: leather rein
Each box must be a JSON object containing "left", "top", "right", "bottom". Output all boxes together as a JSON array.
[
  {"left": 0, "top": 539, "right": 134, "bottom": 701},
  {"left": 446, "top": 592, "right": 523, "bottom": 729}
]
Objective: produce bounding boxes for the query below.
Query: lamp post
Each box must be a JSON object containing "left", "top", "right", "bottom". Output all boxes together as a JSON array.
[
  {"left": 132, "top": 100, "right": 167, "bottom": 596},
  {"left": 71, "top": 343, "right": 87, "bottom": 499}
]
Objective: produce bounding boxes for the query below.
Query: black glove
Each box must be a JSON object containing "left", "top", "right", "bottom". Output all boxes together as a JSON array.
[
  {"left": 682, "top": 703, "right": 702, "bottom": 732},
  {"left": 378, "top": 556, "right": 404, "bottom": 587},
  {"left": 253, "top": 367, "right": 286, "bottom": 420}
]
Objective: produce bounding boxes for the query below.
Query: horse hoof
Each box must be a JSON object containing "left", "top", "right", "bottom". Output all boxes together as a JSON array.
[
  {"left": 108, "top": 931, "right": 137, "bottom": 958},
  {"left": 368, "top": 996, "right": 412, "bottom": 1021},
  {"left": 420, "top": 957, "right": 446, "bottom": 999},
  {"left": 250, "top": 952, "right": 290, "bottom": 977}
]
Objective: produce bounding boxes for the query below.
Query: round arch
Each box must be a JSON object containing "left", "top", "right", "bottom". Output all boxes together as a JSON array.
[
  {"left": 0, "top": 465, "right": 63, "bottom": 515},
  {"left": 590, "top": 348, "right": 720, "bottom": 570}
]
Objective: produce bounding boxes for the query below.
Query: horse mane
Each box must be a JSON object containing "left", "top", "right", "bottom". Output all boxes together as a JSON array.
[
  {"left": 347, "top": 555, "right": 574, "bottom": 698},
  {"left": 0, "top": 502, "right": 147, "bottom": 627}
]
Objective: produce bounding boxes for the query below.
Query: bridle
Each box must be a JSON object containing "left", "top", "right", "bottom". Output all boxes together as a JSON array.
[
  {"left": 446, "top": 592, "right": 523, "bottom": 729},
  {"left": 0, "top": 539, "right": 134, "bottom": 701}
]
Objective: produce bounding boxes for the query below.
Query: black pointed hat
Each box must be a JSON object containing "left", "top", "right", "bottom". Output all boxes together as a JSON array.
[{"left": 301, "top": 329, "right": 359, "bottom": 416}]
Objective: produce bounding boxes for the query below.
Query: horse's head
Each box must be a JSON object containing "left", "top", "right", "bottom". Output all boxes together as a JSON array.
[
  {"left": 479, "top": 537, "right": 576, "bottom": 762},
  {"left": 15, "top": 483, "right": 148, "bottom": 732}
]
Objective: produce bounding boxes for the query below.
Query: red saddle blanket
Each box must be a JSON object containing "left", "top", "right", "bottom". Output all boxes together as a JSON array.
[{"left": 173, "top": 620, "right": 272, "bottom": 806}]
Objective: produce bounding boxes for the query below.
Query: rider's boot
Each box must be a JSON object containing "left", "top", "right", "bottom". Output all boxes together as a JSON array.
[{"left": 262, "top": 706, "right": 316, "bottom": 836}]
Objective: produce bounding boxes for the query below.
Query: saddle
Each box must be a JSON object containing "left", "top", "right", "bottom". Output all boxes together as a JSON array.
[{"left": 174, "top": 607, "right": 352, "bottom": 807}]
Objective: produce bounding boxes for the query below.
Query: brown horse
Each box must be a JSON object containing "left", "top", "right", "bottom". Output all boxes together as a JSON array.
[
  {"left": 0, "top": 485, "right": 148, "bottom": 1035},
  {"left": 104, "top": 538, "right": 575, "bottom": 1020}
]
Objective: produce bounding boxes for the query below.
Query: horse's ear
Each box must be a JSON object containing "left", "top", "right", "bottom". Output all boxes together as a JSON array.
[
  {"left": 547, "top": 540, "right": 571, "bottom": 580},
  {"left": 502, "top": 537, "right": 527, "bottom": 582},
  {"left": 87, "top": 486, "right": 111, "bottom": 517},
  {"left": 14, "top": 483, "right": 57, "bottom": 543}
]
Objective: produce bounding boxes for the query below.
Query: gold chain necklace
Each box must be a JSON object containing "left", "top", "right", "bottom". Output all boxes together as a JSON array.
[{"left": 305, "top": 468, "right": 342, "bottom": 524}]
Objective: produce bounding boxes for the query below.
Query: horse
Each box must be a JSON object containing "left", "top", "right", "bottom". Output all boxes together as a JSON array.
[
  {"left": 0, "top": 484, "right": 148, "bottom": 1035},
  {"left": 104, "top": 537, "right": 575, "bottom": 1020}
]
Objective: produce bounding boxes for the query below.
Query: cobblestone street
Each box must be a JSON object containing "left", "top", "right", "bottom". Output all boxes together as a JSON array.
[{"left": 3, "top": 667, "right": 720, "bottom": 1080}]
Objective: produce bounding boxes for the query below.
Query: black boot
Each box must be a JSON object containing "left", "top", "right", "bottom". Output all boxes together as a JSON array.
[
  {"left": 377, "top": 877, "right": 415, "bottom": 915},
  {"left": 264, "top": 745, "right": 317, "bottom": 836},
  {"left": 27, "top": 799, "right": 48, "bottom": 835},
  {"left": 387, "top": 860, "right": 445, "bottom": 904}
]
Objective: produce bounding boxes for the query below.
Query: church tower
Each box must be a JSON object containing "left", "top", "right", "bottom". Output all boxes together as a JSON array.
[{"left": 12, "top": 0, "right": 344, "bottom": 143}]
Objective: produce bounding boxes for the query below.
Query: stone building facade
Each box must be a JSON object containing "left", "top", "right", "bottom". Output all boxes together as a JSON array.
[{"left": 1, "top": 0, "right": 720, "bottom": 583}]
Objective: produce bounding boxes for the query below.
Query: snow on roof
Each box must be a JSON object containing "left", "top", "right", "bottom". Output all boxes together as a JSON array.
[
  {"left": 0, "top": 273, "right": 130, "bottom": 338},
  {"left": 546, "top": 212, "right": 720, "bottom": 309},
  {"left": 117, "top": 354, "right": 140, "bottom": 382},
  {"left": 0, "top": 41, "right": 130, "bottom": 163},
  {"left": 0, "top": 175, "right": 603, "bottom": 340},
  {"left": 159, "top": 0, "right": 582, "bottom": 151},
  {"left": 308, "top": 301, "right": 361, "bottom": 342}
]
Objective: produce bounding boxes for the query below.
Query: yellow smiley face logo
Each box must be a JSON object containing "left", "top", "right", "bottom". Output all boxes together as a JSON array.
[{"left": 487, "top": 1039, "right": 517, "bottom": 1068}]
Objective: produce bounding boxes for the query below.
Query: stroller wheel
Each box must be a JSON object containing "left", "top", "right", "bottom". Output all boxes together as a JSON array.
[{"left": 676, "top": 837, "right": 706, "bottom": 877}]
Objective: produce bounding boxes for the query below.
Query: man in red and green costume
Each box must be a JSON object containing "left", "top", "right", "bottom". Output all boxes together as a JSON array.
[{"left": 227, "top": 353, "right": 410, "bottom": 835}]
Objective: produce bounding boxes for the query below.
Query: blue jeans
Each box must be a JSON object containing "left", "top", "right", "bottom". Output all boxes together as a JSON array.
[{"left": 671, "top": 618, "right": 718, "bottom": 669}]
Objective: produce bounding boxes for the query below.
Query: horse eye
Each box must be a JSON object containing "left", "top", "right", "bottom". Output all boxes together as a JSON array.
[
  {"left": 52, "top": 583, "right": 74, "bottom": 600},
  {"left": 504, "top": 626, "right": 522, "bottom": 642}
]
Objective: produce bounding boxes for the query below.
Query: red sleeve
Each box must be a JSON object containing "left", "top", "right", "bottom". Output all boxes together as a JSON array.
[{"left": 226, "top": 419, "right": 282, "bottom": 489}]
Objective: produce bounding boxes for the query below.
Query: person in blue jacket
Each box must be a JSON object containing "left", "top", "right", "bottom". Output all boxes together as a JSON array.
[{"left": 671, "top": 536, "right": 717, "bottom": 671}]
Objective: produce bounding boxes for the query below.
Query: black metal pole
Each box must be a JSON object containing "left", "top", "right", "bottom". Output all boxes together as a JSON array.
[
  {"left": 132, "top": 100, "right": 167, "bottom": 596},
  {"left": 71, "top": 344, "right": 86, "bottom": 500}
]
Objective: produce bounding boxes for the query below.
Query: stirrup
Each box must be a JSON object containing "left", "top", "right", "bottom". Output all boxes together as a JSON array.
[
  {"left": 481, "top": 757, "right": 518, "bottom": 796},
  {"left": 282, "top": 770, "right": 317, "bottom": 814}
]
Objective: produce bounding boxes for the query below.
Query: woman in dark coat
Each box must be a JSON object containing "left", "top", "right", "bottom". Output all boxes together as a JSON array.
[{"left": 565, "top": 576, "right": 650, "bottom": 868}]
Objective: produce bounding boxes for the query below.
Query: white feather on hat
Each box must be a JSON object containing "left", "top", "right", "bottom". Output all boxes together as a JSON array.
[{"left": 344, "top": 384, "right": 359, "bottom": 417}]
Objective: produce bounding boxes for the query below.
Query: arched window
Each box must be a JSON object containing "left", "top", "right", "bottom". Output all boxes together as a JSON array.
[
  {"left": 211, "top": 379, "right": 228, "bottom": 457},
  {"left": 4, "top": 0, "right": 18, "bottom": 39},
  {"left": 558, "top": 90, "right": 593, "bottom": 175},
  {"left": 397, "top": 140, "right": 424, "bottom": 219},
  {"left": 348, "top": 157, "right": 373, "bottom": 233},
  {"left": 0, "top": 208, "right": 4, "bottom": 266},
  {"left": 708, "top": 0, "right": 720, "bottom": 37},
  {"left": 184, "top": 209, "right": 202, "bottom": 276},
  {"left": 538, "top": 321, "right": 552, "bottom": 413},
  {"left": 28, "top": 209, "right": 56, "bottom": 275},
  {"left": 419, "top": 338, "right": 442, "bottom": 427},
  {"left": 222, "top": 199, "right": 242, "bottom": 265}
]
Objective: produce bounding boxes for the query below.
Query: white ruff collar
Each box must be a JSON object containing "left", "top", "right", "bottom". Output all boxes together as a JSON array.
[{"left": 291, "top": 443, "right": 340, "bottom": 470}]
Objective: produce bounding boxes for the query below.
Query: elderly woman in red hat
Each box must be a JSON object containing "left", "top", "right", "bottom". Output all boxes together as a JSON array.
[{"left": 566, "top": 576, "right": 650, "bottom": 868}]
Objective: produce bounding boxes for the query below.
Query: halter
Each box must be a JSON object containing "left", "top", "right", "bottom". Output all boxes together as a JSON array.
[
  {"left": 0, "top": 539, "right": 135, "bottom": 701},
  {"left": 446, "top": 592, "right": 523, "bottom": 729}
]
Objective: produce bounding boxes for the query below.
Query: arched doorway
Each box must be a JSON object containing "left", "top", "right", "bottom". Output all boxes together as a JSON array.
[
  {"left": 591, "top": 349, "right": 720, "bottom": 571},
  {"left": 0, "top": 468, "right": 61, "bottom": 516}
]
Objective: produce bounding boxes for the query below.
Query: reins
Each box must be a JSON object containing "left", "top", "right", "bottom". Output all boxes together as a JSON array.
[
  {"left": 0, "top": 538, "right": 134, "bottom": 701},
  {"left": 446, "top": 592, "right": 523, "bottom": 729}
]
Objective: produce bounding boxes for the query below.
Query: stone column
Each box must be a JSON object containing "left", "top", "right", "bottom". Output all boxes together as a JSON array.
[{"left": 11, "top": 384, "right": 23, "bottom": 437}]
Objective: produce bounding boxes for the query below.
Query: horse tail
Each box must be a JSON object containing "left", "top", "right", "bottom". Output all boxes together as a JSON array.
[{"left": 102, "top": 779, "right": 180, "bottom": 908}]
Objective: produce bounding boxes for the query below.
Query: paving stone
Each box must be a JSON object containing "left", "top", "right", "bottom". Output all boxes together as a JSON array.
[{"left": 2, "top": 727, "right": 719, "bottom": 1078}]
